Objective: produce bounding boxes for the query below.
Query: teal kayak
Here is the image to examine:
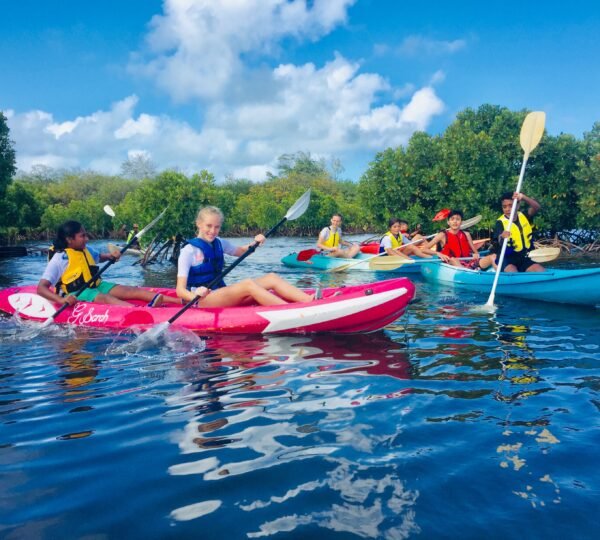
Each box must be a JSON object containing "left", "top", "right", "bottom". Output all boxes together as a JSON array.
[{"left": 420, "top": 263, "right": 600, "bottom": 306}]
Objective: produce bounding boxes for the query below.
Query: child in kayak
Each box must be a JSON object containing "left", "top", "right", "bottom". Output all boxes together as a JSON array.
[
  {"left": 425, "top": 210, "right": 496, "bottom": 269},
  {"left": 380, "top": 217, "right": 449, "bottom": 261},
  {"left": 37, "top": 220, "right": 181, "bottom": 307},
  {"left": 317, "top": 214, "right": 360, "bottom": 258},
  {"left": 176, "top": 206, "right": 313, "bottom": 307},
  {"left": 493, "top": 192, "right": 545, "bottom": 272}
]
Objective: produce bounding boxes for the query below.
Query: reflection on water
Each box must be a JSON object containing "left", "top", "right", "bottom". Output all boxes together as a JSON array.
[
  {"left": 1, "top": 238, "right": 599, "bottom": 538},
  {"left": 167, "top": 332, "right": 420, "bottom": 537}
]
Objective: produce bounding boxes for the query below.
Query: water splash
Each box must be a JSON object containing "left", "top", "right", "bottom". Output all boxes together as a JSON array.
[
  {"left": 106, "top": 323, "right": 206, "bottom": 358},
  {"left": 0, "top": 312, "right": 75, "bottom": 342}
]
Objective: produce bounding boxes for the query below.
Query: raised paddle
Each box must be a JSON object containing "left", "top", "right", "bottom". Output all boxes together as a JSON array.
[
  {"left": 39, "top": 207, "right": 168, "bottom": 328},
  {"left": 131, "top": 189, "right": 312, "bottom": 344},
  {"left": 480, "top": 111, "right": 546, "bottom": 312},
  {"left": 331, "top": 214, "right": 482, "bottom": 273}
]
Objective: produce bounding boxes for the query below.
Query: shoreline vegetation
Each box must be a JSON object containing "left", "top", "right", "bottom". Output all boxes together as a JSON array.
[{"left": 1, "top": 105, "right": 599, "bottom": 247}]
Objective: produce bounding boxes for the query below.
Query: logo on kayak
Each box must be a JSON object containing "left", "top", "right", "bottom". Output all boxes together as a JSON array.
[{"left": 67, "top": 303, "right": 109, "bottom": 325}]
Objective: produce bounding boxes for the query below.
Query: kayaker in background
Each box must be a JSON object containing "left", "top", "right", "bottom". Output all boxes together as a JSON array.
[
  {"left": 493, "top": 192, "right": 545, "bottom": 272},
  {"left": 316, "top": 214, "right": 360, "bottom": 258},
  {"left": 37, "top": 220, "right": 181, "bottom": 307},
  {"left": 126, "top": 223, "right": 141, "bottom": 249},
  {"left": 381, "top": 217, "right": 450, "bottom": 261},
  {"left": 176, "top": 206, "right": 314, "bottom": 307},
  {"left": 399, "top": 220, "right": 428, "bottom": 245},
  {"left": 425, "top": 210, "right": 496, "bottom": 269}
]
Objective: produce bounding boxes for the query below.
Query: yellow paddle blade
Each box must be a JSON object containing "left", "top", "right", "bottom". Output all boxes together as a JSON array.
[
  {"left": 520, "top": 111, "right": 546, "bottom": 155},
  {"left": 369, "top": 257, "right": 415, "bottom": 271},
  {"left": 529, "top": 247, "right": 560, "bottom": 263}
]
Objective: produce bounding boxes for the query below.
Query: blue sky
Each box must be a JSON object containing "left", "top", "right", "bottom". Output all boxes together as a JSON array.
[{"left": 1, "top": 0, "right": 599, "bottom": 181}]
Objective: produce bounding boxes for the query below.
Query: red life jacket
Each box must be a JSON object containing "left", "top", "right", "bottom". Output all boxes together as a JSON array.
[{"left": 441, "top": 230, "right": 471, "bottom": 258}]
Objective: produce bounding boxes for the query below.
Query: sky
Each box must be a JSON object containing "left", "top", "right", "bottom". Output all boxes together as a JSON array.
[{"left": 1, "top": 0, "right": 599, "bottom": 182}]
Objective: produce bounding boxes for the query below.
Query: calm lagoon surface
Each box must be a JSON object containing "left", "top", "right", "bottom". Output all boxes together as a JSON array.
[{"left": 1, "top": 236, "right": 599, "bottom": 539}]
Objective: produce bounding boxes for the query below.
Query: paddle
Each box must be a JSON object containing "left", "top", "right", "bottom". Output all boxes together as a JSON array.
[
  {"left": 481, "top": 111, "right": 546, "bottom": 312},
  {"left": 39, "top": 207, "right": 168, "bottom": 328},
  {"left": 132, "top": 189, "right": 312, "bottom": 343},
  {"left": 528, "top": 247, "right": 560, "bottom": 263},
  {"left": 331, "top": 214, "right": 482, "bottom": 273}
]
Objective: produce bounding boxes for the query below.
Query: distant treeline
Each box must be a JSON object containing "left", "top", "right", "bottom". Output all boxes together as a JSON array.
[{"left": 0, "top": 105, "right": 598, "bottom": 243}]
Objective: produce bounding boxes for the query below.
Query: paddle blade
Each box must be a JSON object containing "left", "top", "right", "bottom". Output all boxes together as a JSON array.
[
  {"left": 520, "top": 111, "right": 546, "bottom": 155},
  {"left": 460, "top": 215, "right": 482, "bottom": 229},
  {"left": 369, "top": 257, "right": 415, "bottom": 271},
  {"left": 285, "top": 189, "right": 311, "bottom": 221},
  {"left": 433, "top": 208, "right": 450, "bottom": 222},
  {"left": 103, "top": 205, "right": 115, "bottom": 217},
  {"left": 137, "top": 207, "right": 168, "bottom": 239},
  {"left": 297, "top": 249, "right": 319, "bottom": 262},
  {"left": 124, "top": 322, "right": 171, "bottom": 353},
  {"left": 529, "top": 247, "right": 560, "bottom": 263}
]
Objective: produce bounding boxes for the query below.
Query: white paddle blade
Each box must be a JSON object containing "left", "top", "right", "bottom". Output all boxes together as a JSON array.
[
  {"left": 107, "top": 243, "right": 121, "bottom": 257},
  {"left": 520, "top": 112, "right": 546, "bottom": 155},
  {"left": 103, "top": 205, "right": 116, "bottom": 217},
  {"left": 529, "top": 247, "right": 560, "bottom": 263},
  {"left": 137, "top": 207, "right": 168, "bottom": 239},
  {"left": 460, "top": 215, "right": 482, "bottom": 229},
  {"left": 285, "top": 189, "right": 311, "bottom": 221}
]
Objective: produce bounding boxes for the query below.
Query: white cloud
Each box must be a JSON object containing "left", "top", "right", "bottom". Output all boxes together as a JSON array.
[
  {"left": 131, "top": 0, "right": 356, "bottom": 101},
  {"left": 115, "top": 114, "right": 158, "bottom": 139},
  {"left": 397, "top": 35, "right": 467, "bottom": 56},
  {"left": 8, "top": 1, "right": 448, "bottom": 181}
]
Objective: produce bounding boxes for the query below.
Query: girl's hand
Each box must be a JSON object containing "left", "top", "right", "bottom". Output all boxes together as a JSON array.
[
  {"left": 193, "top": 287, "right": 210, "bottom": 300},
  {"left": 64, "top": 294, "right": 78, "bottom": 306},
  {"left": 254, "top": 234, "right": 266, "bottom": 245},
  {"left": 473, "top": 252, "right": 480, "bottom": 260},
  {"left": 437, "top": 253, "right": 450, "bottom": 262}
]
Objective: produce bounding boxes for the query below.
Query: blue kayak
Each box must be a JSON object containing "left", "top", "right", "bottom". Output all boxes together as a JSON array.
[
  {"left": 281, "top": 250, "right": 427, "bottom": 273},
  {"left": 420, "top": 263, "right": 600, "bottom": 306}
]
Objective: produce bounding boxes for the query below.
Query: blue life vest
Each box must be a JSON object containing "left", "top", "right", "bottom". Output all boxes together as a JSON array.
[{"left": 186, "top": 237, "right": 226, "bottom": 290}]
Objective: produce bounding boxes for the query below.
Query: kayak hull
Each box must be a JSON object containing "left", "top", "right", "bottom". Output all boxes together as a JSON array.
[
  {"left": 0, "top": 279, "right": 416, "bottom": 334},
  {"left": 420, "top": 263, "right": 600, "bottom": 306},
  {"left": 281, "top": 251, "right": 424, "bottom": 273}
]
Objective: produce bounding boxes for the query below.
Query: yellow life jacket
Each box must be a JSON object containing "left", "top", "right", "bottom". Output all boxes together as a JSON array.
[
  {"left": 498, "top": 212, "right": 533, "bottom": 253},
  {"left": 59, "top": 248, "right": 101, "bottom": 294},
  {"left": 321, "top": 227, "right": 340, "bottom": 249},
  {"left": 382, "top": 231, "right": 403, "bottom": 249}
]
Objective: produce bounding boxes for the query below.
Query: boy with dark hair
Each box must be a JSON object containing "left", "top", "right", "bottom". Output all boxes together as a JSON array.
[{"left": 493, "top": 192, "right": 545, "bottom": 272}]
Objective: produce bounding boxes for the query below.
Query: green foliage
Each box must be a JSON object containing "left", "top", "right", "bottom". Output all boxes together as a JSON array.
[
  {"left": 2, "top": 109, "right": 598, "bottom": 242},
  {"left": 574, "top": 123, "right": 600, "bottom": 230},
  {"left": 0, "top": 112, "right": 17, "bottom": 227},
  {"left": 358, "top": 105, "right": 599, "bottom": 236}
]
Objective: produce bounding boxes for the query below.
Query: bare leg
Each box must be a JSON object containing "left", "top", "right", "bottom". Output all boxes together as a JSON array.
[
  {"left": 402, "top": 245, "right": 432, "bottom": 258},
  {"left": 478, "top": 254, "right": 497, "bottom": 270},
  {"left": 526, "top": 263, "right": 545, "bottom": 272},
  {"left": 108, "top": 285, "right": 181, "bottom": 305},
  {"left": 253, "top": 273, "right": 313, "bottom": 302},
  {"left": 197, "top": 278, "right": 290, "bottom": 307},
  {"left": 93, "top": 292, "right": 132, "bottom": 306},
  {"left": 329, "top": 245, "right": 359, "bottom": 258}
]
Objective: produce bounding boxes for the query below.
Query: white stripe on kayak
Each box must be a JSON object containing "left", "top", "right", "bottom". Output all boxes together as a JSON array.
[
  {"left": 8, "top": 293, "right": 56, "bottom": 318},
  {"left": 257, "top": 287, "right": 408, "bottom": 333}
]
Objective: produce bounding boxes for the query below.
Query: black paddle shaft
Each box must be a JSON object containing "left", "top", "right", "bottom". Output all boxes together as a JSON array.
[{"left": 167, "top": 216, "right": 288, "bottom": 324}]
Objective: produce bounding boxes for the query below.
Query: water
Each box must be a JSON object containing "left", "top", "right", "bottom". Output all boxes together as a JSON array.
[{"left": 1, "top": 237, "right": 599, "bottom": 539}]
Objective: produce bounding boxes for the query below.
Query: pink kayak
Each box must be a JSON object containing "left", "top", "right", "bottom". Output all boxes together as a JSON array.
[{"left": 0, "top": 278, "right": 415, "bottom": 334}]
